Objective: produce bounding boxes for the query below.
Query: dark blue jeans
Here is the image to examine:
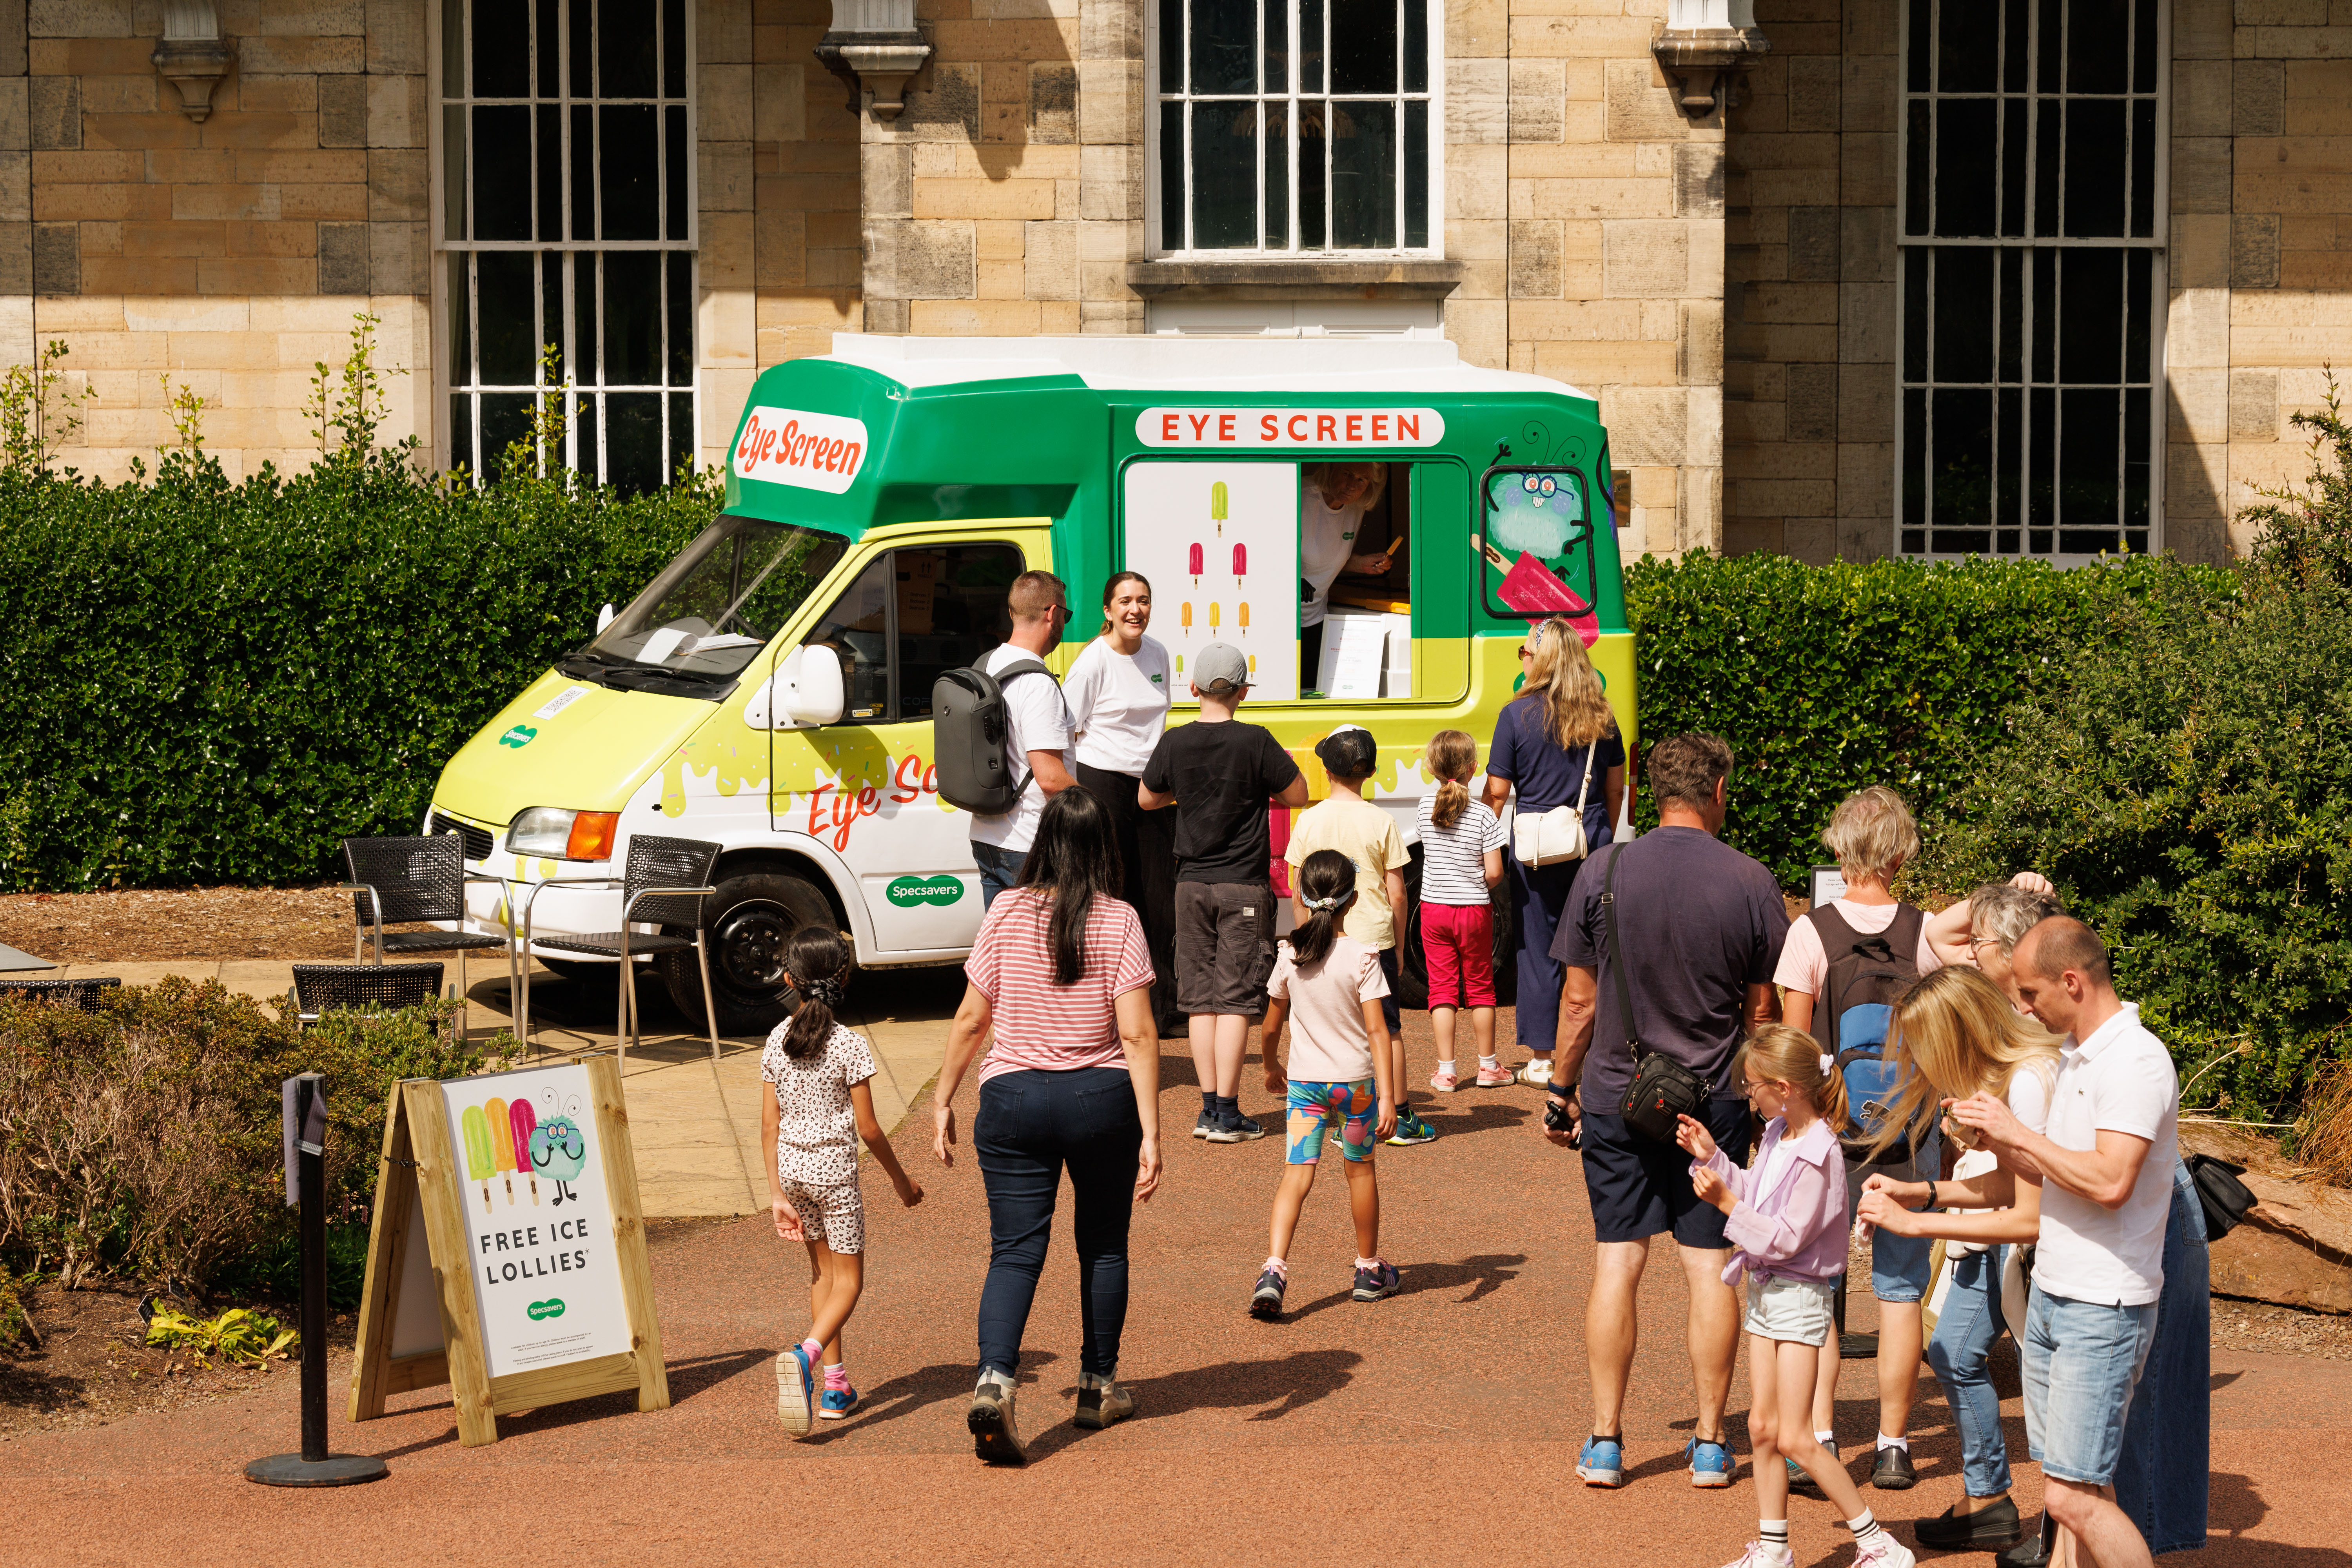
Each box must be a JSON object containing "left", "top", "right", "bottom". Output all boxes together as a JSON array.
[
  {"left": 974, "top": 1065, "right": 1142, "bottom": 1380},
  {"left": 973, "top": 842, "right": 1028, "bottom": 909},
  {"left": 2114, "top": 1160, "right": 2210, "bottom": 1555},
  {"left": 1507, "top": 856, "right": 1583, "bottom": 1049}
]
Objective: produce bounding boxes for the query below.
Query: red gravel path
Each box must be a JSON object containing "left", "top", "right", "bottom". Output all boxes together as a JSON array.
[{"left": 2, "top": 1026, "right": 2342, "bottom": 1568}]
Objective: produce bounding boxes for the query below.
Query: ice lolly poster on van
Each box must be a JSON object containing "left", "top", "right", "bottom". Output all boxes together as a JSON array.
[{"left": 1124, "top": 461, "right": 1299, "bottom": 702}]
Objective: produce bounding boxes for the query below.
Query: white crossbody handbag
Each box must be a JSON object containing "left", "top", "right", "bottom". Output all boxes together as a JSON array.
[{"left": 1511, "top": 740, "right": 1599, "bottom": 867}]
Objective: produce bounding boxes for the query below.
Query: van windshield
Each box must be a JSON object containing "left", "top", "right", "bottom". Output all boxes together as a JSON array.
[{"left": 561, "top": 515, "right": 849, "bottom": 695}]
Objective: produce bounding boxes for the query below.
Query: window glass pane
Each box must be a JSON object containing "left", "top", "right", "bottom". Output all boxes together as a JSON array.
[
  {"left": 2057, "top": 387, "right": 2121, "bottom": 547},
  {"left": 571, "top": 102, "right": 594, "bottom": 239},
  {"left": 450, "top": 394, "right": 475, "bottom": 475},
  {"left": 666, "top": 103, "right": 690, "bottom": 240},
  {"left": 604, "top": 250, "right": 662, "bottom": 382},
  {"left": 809, "top": 558, "right": 895, "bottom": 721},
  {"left": 2123, "top": 385, "right": 2149, "bottom": 531},
  {"left": 1932, "top": 98, "right": 1996, "bottom": 236},
  {"left": 575, "top": 393, "right": 599, "bottom": 482},
  {"left": 2129, "top": 98, "right": 2154, "bottom": 238},
  {"left": 1265, "top": 0, "right": 1288, "bottom": 94},
  {"left": 2056, "top": 248, "right": 2122, "bottom": 383},
  {"left": 1190, "top": 101, "right": 1258, "bottom": 249},
  {"left": 536, "top": 103, "right": 561, "bottom": 239},
  {"left": 2002, "top": 0, "right": 2027, "bottom": 91},
  {"left": 2125, "top": 249, "right": 2150, "bottom": 383},
  {"left": 2065, "top": 0, "right": 2128, "bottom": 94},
  {"left": 1907, "top": 0, "right": 1931, "bottom": 93},
  {"left": 1329, "top": 0, "right": 1396, "bottom": 93},
  {"left": 599, "top": 0, "right": 656, "bottom": 96},
  {"left": 477, "top": 250, "right": 539, "bottom": 383},
  {"left": 444, "top": 0, "right": 466, "bottom": 96},
  {"left": 2000, "top": 99, "right": 2026, "bottom": 236},
  {"left": 2029, "top": 385, "right": 2054, "bottom": 532},
  {"left": 570, "top": 0, "right": 591, "bottom": 94},
  {"left": 2062, "top": 100, "right": 2124, "bottom": 237},
  {"left": 575, "top": 250, "right": 599, "bottom": 381},
  {"left": 540, "top": 247, "right": 562, "bottom": 372},
  {"left": 1302, "top": 0, "right": 1323, "bottom": 91},
  {"left": 1904, "top": 100, "right": 1929, "bottom": 236},
  {"left": 448, "top": 254, "right": 471, "bottom": 379},
  {"left": 2033, "top": 100, "right": 2059, "bottom": 236},
  {"left": 1403, "top": 0, "right": 1426, "bottom": 93},
  {"left": 662, "top": 0, "right": 685, "bottom": 98},
  {"left": 443, "top": 103, "right": 469, "bottom": 239},
  {"left": 1998, "top": 246, "right": 2024, "bottom": 383},
  {"left": 472, "top": 0, "right": 530, "bottom": 97},
  {"left": 1329, "top": 99, "right": 1394, "bottom": 247},
  {"left": 2035, "top": 0, "right": 2060, "bottom": 93},
  {"left": 1930, "top": 387, "right": 1993, "bottom": 547},
  {"left": 1191, "top": 0, "right": 1256, "bottom": 94},
  {"left": 1160, "top": 0, "right": 1181, "bottom": 91},
  {"left": 898, "top": 544, "right": 1024, "bottom": 717},
  {"left": 1403, "top": 99, "right": 1427, "bottom": 248},
  {"left": 1160, "top": 100, "right": 1185, "bottom": 247},
  {"left": 1264, "top": 100, "right": 1289, "bottom": 249},
  {"left": 1996, "top": 390, "right": 2022, "bottom": 533},
  {"left": 537, "top": 0, "right": 558, "bottom": 94},
  {"left": 1934, "top": 247, "right": 1994, "bottom": 383},
  {"left": 666, "top": 251, "right": 693, "bottom": 385},
  {"left": 1902, "top": 388, "right": 1927, "bottom": 527},
  {"left": 669, "top": 391, "right": 695, "bottom": 482},
  {"left": 1902, "top": 250, "right": 1928, "bottom": 382},
  {"left": 606, "top": 392, "right": 664, "bottom": 495},
  {"left": 599, "top": 103, "right": 660, "bottom": 238},
  {"left": 482, "top": 391, "right": 535, "bottom": 478},
  {"left": 2131, "top": 0, "right": 2156, "bottom": 92},
  {"left": 473, "top": 105, "right": 532, "bottom": 238},
  {"left": 2031, "top": 246, "right": 2055, "bottom": 381},
  {"left": 1300, "top": 101, "right": 1326, "bottom": 247},
  {"left": 1936, "top": 0, "right": 1994, "bottom": 92}
]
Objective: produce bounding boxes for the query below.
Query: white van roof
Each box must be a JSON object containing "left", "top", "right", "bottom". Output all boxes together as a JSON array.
[{"left": 824, "top": 333, "right": 1588, "bottom": 400}]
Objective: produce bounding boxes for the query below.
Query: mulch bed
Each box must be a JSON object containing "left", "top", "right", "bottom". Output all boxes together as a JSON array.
[{"left": 0, "top": 885, "right": 357, "bottom": 964}]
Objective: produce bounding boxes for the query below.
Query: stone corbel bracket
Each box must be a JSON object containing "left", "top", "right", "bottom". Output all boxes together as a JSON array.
[
  {"left": 814, "top": 0, "right": 933, "bottom": 121},
  {"left": 154, "top": 0, "right": 233, "bottom": 123},
  {"left": 1652, "top": 0, "right": 1768, "bottom": 117}
]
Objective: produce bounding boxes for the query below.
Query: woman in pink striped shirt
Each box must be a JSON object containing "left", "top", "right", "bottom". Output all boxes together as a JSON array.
[{"left": 932, "top": 786, "right": 1163, "bottom": 1466}]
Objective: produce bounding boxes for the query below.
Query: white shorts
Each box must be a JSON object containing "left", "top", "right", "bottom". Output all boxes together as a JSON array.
[
  {"left": 779, "top": 1177, "right": 865, "bottom": 1254},
  {"left": 1744, "top": 1274, "right": 1837, "bottom": 1346}
]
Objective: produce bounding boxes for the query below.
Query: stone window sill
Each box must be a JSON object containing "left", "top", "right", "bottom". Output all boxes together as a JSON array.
[{"left": 1125, "top": 260, "right": 1465, "bottom": 298}]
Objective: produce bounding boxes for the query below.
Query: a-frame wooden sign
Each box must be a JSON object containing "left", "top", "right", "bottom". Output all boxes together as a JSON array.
[{"left": 347, "top": 1054, "right": 669, "bottom": 1446}]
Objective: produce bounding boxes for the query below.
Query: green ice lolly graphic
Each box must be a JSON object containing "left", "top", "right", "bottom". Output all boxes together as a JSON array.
[
  {"left": 1211, "top": 479, "right": 1227, "bottom": 534},
  {"left": 462, "top": 1103, "right": 494, "bottom": 1215}
]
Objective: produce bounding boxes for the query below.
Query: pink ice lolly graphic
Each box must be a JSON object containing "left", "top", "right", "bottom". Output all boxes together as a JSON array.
[
  {"left": 1479, "top": 538, "right": 1599, "bottom": 646},
  {"left": 1232, "top": 543, "right": 1246, "bottom": 583},
  {"left": 510, "top": 1097, "right": 541, "bottom": 1204},
  {"left": 1189, "top": 543, "right": 1203, "bottom": 584}
]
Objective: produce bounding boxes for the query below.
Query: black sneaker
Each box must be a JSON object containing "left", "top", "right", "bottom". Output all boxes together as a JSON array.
[
  {"left": 1352, "top": 1259, "right": 1400, "bottom": 1301},
  {"left": 1993, "top": 1514, "right": 2056, "bottom": 1568},
  {"left": 1192, "top": 1109, "right": 1214, "bottom": 1139},
  {"left": 967, "top": 1377, "right": 1025, "bottom": 1466},
  {"left": 1871, "top": 1444, "right": 1917, "bottom": 1490},
  {"left": 1204, "top": 1111, "right": 1267, "bottom": 1143},
  {"left": 1248, "top": 1267, "right": 1288, "bottom": 1320},
  {"left": 1915, "top": 1496, "right": 2022, "bottom": 1550},
  {"left": 1787, "top": 1437, "right": 1837, "bottom": 1493}
]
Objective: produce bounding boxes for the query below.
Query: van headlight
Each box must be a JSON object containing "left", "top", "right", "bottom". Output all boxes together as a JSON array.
[{"left": 506, "top": 808, "right": 619, "bottom": 860}]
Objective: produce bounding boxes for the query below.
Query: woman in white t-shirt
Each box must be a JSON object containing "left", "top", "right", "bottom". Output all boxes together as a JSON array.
[
  {"left": 1853, "top": 966, "right": 2061, "bottom": 1555},
  {"left": 1298, "top": 463, "right": 1392, "bottom": 691},
  {"left": 1065, "top": 571, "right": 1179, "bottom": 1031}
]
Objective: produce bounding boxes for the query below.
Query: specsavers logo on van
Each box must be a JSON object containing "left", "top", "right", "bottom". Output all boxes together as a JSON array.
[
  {"left": 1135, "top": 407, "right": 1445, "bottom": 449},
  {"left": 733, "top": 406, "right": 870, "bottom": 494}
]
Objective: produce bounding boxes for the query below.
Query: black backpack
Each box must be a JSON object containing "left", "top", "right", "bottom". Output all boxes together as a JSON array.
[
  {"left": 1809, "top": 903, "right": 1927, "bottom": 1162},
  {"left": 931, "top": 658, "right": 1056, "bottom": 815}
]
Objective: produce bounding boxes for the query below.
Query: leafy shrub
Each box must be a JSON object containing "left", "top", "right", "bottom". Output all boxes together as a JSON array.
[
  {"left": 0, "top": 978, "right": 501, "bottom": 1292},
  {"left": 211, "top": 1222, "right": 371, "bottom": 1312},
  {"left": 0, "top": 1264, "right": 30, "bottom": 1350},
  {"left": 1623, "top": 551, "right": 2235, "bottom": 884},
  {"left": 144, "top": 1304, "right": 296, "bottom": 1366}
]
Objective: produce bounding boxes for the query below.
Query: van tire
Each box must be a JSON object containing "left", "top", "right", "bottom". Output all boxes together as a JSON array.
[{"left": 658, "top": 870, "right": 834, "bottom": 1035}]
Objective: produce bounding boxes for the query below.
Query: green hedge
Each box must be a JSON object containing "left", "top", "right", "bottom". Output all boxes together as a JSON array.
[
  {"left": 1622, "top": 551, "right": 2236, "bottom": 886},
  {"left": 0, "top": 455, "right": 717, "bottom": 890}
]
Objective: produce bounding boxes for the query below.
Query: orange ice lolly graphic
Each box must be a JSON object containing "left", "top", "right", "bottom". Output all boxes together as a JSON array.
[
  {"left": 1477, "top": 539, "right": 1599, "bottom": 647},
  {"left": 509, "top": 1096, "right": 540, "bottom": 1203},
  {"left": 1238, "top": 601, "right": 1249, "bottom": 635},
  {"left": 487, "top": 1095, "right": 516, "bottom": 1203},
  {"left": 1181, "top": 601, "right": 1192, "bottom": 633},
  {"left": 461, "top": 1104, "right": 494, "bottom": 1214}
]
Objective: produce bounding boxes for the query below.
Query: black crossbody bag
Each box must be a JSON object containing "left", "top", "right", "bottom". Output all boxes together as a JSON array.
[{"left": 1605, "top": 844, "right": 1710, "bottom": 1143}]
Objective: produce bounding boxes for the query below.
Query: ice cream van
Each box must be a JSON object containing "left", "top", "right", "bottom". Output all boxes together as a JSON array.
[{"left": 426, "top": 334, "right": 1635, "bottom": 1032}]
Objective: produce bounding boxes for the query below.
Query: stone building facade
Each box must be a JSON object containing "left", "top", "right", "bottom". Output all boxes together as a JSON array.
[{"left": 4, "top": 0, "right": 2338, "bottom": 562}]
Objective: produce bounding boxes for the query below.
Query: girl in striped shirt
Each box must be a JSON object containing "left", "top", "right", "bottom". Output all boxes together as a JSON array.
[{"left": 1416, "top": 729, "right": 1509, "bottom": 1091}]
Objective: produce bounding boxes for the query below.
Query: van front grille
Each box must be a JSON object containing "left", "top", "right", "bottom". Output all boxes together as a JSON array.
[{"left": 429, "top": 811, "right": 495, "bottom": 861}]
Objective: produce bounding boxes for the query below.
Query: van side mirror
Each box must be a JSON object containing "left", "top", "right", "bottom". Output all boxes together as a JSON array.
[
  {"left": 746, "top": 645, "right": 846, "bottom": 730},
  {"left": 596, "top": 603, "right": 616, "bottom": 633}
]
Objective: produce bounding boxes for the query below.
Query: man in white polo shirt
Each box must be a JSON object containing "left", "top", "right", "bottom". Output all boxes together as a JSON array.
[
  {"left": 969, "top": 570, "right": 1077, "bottom": 907},
  {"left": 1949, "top": 916, "right": 2178, "bottom": 1568}
]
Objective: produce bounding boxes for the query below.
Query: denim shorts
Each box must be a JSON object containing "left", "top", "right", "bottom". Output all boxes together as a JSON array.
[
  {"left": 2020, "top": 1285, "right": 2159, "bottom": 1486},
  {"left": 1848, "top": 1129, "right": 1940, "bottom": 1303},
  {"left": 1743, "top": 1274, "right": 1837, "bottom": 1347}
]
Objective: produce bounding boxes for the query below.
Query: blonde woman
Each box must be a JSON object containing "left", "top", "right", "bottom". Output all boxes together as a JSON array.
[
  {"left": 1481, "top": 615, "right": 1626, "bottom": 1087},
  {"left": 1852, "top": 967, "right": 2062, "bottom": 1556},
  {"left": 1298, "top": 462, "right": 1391, "bottom": 687}
]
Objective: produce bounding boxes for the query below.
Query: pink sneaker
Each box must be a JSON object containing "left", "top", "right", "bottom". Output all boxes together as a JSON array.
[
  {"left": 1428, "top": 1071, "right": 1460, "bottom": 1093},
  {"left": 1474, "top": 1062, "right": 1515, "bottom": 1087}
]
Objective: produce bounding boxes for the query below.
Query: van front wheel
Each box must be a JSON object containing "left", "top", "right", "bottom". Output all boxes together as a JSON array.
[{"left": 658, "top": 870, "right": 833, "bottom": 1035}]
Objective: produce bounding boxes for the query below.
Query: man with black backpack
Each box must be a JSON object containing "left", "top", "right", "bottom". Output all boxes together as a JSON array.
[
  {"left": 1775, "top": 786, "right": 1941, "bottom": 1495},
  {"left": 1541, "top": 732, "right": 1789, "bottom": 1493},
  {"left": 962, "top": 571, "right": 1078, "bottom": 907}
]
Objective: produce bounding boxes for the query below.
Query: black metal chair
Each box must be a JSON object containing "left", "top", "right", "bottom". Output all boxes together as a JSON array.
[
  {"left": 341, "top": 834, "right": 516, "bottom": 1042},
  {"left": 517, "top": 834, "right": 721, "bottom": 1069},
  {"left": 288, "top": 962, "right": 448, "bottom": 1029},
  {"left": 0, "top": 976, "right": 120, "bottom": 1011}
]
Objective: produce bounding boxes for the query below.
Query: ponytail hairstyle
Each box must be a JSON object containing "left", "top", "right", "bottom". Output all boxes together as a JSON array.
[
  {"left": 1734, "top": 1022, "right": 1849, "bottom": 1131},
  {"left": 779, "top": 925, "right": 855, "bottom": 1060},
  {"left": 1285, "top": 849, "right": 1358, "bottom": 968},
  {"left": 1425, "top": 728, "right": 1477, "bottom": 830},
  {"left": 1097, "top": 570, "right": 1152, "bottom": 639},
  {"left": 1015, "top": 785, "right": 1124, "bottom": 985}
]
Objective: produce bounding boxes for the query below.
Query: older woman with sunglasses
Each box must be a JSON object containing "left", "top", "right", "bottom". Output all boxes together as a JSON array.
[{"left": 1480, "top": 616, "right": 1625, "bottom": 1089}]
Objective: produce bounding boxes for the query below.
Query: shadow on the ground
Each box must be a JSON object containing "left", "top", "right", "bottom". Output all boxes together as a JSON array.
[
  {"left": 2200, "top": 1472, "right": 2350, "bottom": 1564},
  {"left": 799, "top": 1352, "right": 1063, "bottom": 1447},
  {"left": 1395, "top": 1252, "right": 1526, "bottom": 1305},
  {"left": 1413, "top": 1100, "right": 1535, "bottom": 1138}
]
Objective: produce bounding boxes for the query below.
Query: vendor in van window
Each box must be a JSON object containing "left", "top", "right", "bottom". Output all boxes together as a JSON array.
[{"left": 1299, "top": 463, "right": 1391, "bottom": 691}]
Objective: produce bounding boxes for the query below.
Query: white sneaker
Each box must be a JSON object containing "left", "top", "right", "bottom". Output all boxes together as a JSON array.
[
  {"left": 1521, "top": 1060, "right": 1553, "bottom": 1089},
  {"left": 1719, "top": 1543, "right": 1793, "bottom": 1568},
  {"left": 1851, "top": 1535, "right": 1915, "bottom": 1568}
]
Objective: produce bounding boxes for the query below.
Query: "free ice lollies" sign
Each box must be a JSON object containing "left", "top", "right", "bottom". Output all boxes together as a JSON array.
[
  {"left": 1134, "top": 407, "right": 1446, "bottom": 449},
  {"left": 441, "top": 1064, "right": 635, "bottom": 1380}
]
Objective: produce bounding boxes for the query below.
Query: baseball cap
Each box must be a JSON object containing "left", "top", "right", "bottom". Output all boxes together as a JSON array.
[{"left": 1192, "top": 642, "right": 1250, "bottom": 693}]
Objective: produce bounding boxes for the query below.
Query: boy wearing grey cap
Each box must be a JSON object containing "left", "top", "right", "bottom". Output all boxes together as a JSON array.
[{"left": 1140, "top": 642, "right": 1310, "bottom": 1142}]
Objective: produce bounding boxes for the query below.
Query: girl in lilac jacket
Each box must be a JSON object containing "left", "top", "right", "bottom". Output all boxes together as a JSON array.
[{"left": 1677, "top": 1025, "right": 1915, "bottom": 1568}]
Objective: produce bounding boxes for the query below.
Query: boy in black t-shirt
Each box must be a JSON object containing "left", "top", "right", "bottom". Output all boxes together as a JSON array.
[{"left": 1140, "top": 642, "right": 1308, "bottom": 1142}]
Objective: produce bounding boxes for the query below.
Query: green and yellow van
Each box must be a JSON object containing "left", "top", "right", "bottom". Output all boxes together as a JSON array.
[{"left": 427, "top": 335, "right": 1634, "bottom": 1031}]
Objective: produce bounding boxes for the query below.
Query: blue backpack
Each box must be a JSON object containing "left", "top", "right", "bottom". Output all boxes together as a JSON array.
[{"left": 1810, "top": 903, "right": 1927, "bottom": 1163}]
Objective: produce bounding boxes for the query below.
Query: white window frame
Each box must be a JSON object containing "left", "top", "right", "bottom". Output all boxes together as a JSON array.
[
  {"left": 1893, "top": 0, "right": 2169, "bottom": 563},
  {"left": 1146, "top": 0, "right": 1443, "bottom": 260},
  {"left": 429, "top": 0, "right": 700, "bottom": 488}
]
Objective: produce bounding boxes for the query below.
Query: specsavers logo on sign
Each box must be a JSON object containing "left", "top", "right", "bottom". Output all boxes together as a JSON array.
[
  {"left": 732, "top": 405, "right": 870, "bottom": 494},
  {"left": 1135, "top": 408, "right": 1445, "bottom": 449}
]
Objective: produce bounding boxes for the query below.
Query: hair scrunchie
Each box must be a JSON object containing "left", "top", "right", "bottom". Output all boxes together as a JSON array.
[
  {"left": 801, "top": 972, "right": 846, "bottom": 1009},
  {"left": 1300, "top": 894, "right": 1345, "bottom": 912}
]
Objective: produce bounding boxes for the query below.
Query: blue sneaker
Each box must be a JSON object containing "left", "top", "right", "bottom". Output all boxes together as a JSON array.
[
  {"left": 778, "top": 1345, "right": 816, "bottom": 1436},
  {"left": 1689, "top": 1436, "right": 1735, "bottom": 1487},
  {"left": 1577, "top": 1434, "right": 1625, "bottom": 1487},
  {"left": 818, "top": 1383, "right": 860, "bottom": 1419}
]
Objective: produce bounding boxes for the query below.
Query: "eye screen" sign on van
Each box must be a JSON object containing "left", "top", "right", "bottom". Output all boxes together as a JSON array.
[
  {"left": 732, "top": 406, "right": 870, "bottom": 494},
  {"left": 1134, "top": 407, "right": 1446, "bottom": 450}
]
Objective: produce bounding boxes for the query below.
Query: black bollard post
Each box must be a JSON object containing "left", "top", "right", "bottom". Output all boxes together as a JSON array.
[{"left": 246, "top": 1073, "right": 389, "bottom": 1488}]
